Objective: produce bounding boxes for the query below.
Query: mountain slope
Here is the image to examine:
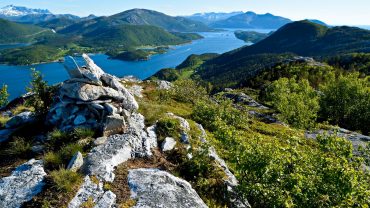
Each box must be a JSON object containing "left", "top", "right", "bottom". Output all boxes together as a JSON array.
[
  {"left": 210, "top": 11, "right": 292, "bottom": 29},
  {"left": 196, "top": 21, "right": 370, "bottom": 88},
  {"left": 61, "top": 9, "right": 212, "bottom": 33},
  {"left": 0, "top": 18, "right": 54, "bottom": 44},
  {"left": 185, "top": 12, "right": 244, "bottom": 25}
]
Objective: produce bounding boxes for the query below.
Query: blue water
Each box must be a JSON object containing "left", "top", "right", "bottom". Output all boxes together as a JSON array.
[{"left": 0, "top": 31, "right": 247, "bottom": 100}]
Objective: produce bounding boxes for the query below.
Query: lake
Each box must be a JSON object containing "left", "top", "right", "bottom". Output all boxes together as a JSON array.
[{"left": 0, "top": 30, "right": 253, "bottom": 100}]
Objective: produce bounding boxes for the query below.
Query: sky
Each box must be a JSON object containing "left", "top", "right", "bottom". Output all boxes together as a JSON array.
[{"left": 0, "top": 0, "right": 369, "bottom": 25}]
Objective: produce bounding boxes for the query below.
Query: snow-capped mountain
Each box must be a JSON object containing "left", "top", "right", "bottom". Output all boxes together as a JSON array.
[
  {"left": 0, "top": 5, "right": 80, "bottom": 24},
  {"left": 0, "top": 5, "right": 51, "bottom": 17}
]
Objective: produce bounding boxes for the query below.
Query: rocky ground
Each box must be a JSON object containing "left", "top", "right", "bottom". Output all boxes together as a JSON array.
[{"left": 0, "top": 55, "right": 251, "bottom": 208}]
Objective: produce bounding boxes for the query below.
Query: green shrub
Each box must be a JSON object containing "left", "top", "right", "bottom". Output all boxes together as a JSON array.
[
  {"left": 155, "top": 117, "right": 182, "bottom": 140},
  {"left": 50, "top": 168, "right": 83, "bottom": 192},
  {"left": 26, "top": 69, "right": 56, "bottom": 116},
  {"left": 178, "top": 145, "right": 228, "bottom": 207},
  {"left": 170, "top": 79, "right": 208, "bottom": 104},
  {"left": 74, "top": 127, "right": 95, "bottom": 139},
  {"left": 0, "top": 84, "right": 9, "bottom": 108},
  {"left": 6, "top": 137, "right": 32, "bottom": 157},
  {"left": 44, "top": 151, "right": 63, "bottom": 170},
  {"left": 267, "top": 78, "right": 319, "bottom": 129},
  {"left": 319, "top": 73, "right": 370, "bottom": 134}
]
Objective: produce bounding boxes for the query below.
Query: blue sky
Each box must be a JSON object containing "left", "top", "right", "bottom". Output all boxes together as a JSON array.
[{"left": 0, "top": 0, "right": 369, "bottom": 25}]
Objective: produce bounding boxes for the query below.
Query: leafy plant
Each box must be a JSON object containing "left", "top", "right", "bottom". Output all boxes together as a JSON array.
[
  {"left": 267, "top": 77, "right": 319, "bottom": 129},
  {"left": 0, "top": 84, "right": 9, "bottom": 108},
  {"left": 50, "top": 168, "right": 83, "bottom": 192},
  {"left": 26, "top": 68, "right": 56, "bottom": 116},
  {"left": 319, "top": 73, "right": 370, "bottom": 134}
]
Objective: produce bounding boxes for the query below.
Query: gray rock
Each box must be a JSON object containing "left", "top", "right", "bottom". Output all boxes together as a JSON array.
[
  {"left": 31, "top": 145, "right": 45, "bottom": 154},
  {"left": 60, "top": 82, "right": 124, "bottom": 102},
  {"left": 104, "top": 103, "right": 118, "bottom": 115},
  {"left": 128, "top": 169, "right": 207, "bottom": 208},
  {"left": 0, "top": 159, "right": 46, "bottom": 208},
  {"left": 128, "top": 85, "right": 143, "bottom": 98},
  {"left": 83, "top": 134, "right": 142, "bottom": 182},
  {"left": 81, "top": 54, "right": 105, "bottom": 84},
  {"left": 68, "top": 176, "right": 104, "bottom": 208},
  {"left": 161, "top": 137, "right": 177, "bottom": 152},
  {"left": 74, "top": 115, "right": 87, "bottom": 125},
  {"left": 64, "top": 56, "right": 84, "bottom": 79},
  {"left": 0, "top": 129, "right": 15, "bottom": 143},
  {"left": 67, "top": 152, "right": 84, "bottom": 172},
  {"left": 101, "top": 74, "right": 139, "bottom": 111},
  {"left": 166, "top": 113, "right": 190, "bottom": 144},
  {"left": 5, "top": 111, "right": 35, "bottom": 129},
  {"left": 94, "top": 136, "right": 108, "bottom": 146},
  {"left": 103, "top": 115, "right": 126, "bottom": 137},
  {"left": 142, "top": 125, "right": 158, "bottom": 156},
  {"left": 156, "top": 80, "right": 173, "bottom": 90},
  {"left": 223, "top": 92, "right": 268, "bottom": 110},
  {"left": 94, "top": 191, "right": 116, "bottom": 208},
  {"left": 91, "top": 103, "right": 105, "bottom": 110}
]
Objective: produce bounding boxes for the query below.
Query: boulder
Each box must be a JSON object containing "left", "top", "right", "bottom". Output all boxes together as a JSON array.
[
  {"left": 5, "top": 111, "right": 35, "bottom": 129},
  {"left": 60, "top": 82, "right": 124, "bottom": 102},
  {"left": 142, "top": 125, "right": 158, "bottom": 156},
  {"left": 67, "top": 152, "right": 84, "bottom": 172},
  {"left": 81, "top": 54, "right": 105, "bottom": 84},
  {"left": 103, "top": 115, "right": 126, "bottom": 137},
  {"left": 0, "top": 159, "right": 46, "bottom": 208},
  {"left": 101, "top": 74, "right": 139, "bottom": 111},
  {"left": 161, "top": 137, "right": 177, "bottom": 152},
  {"left": 0, "top": 129, "right": 15, "bottom": 143},
  {"left": 156, "top": 80, "right": 173, "bottom": 90},
  {"left": 74, "top": 115, "right": 87, "bottom": 125},
  {"left": 31, "top": 145, "right": 45, "bottom": 154},
  {"left": 83, "top": 134, "right": 142, "bottom": 182},
  {"left": 64, "top": 56, "right": 84, "bottom": 79},
  {"left": 128, "top": 169, "right": 207, "bottom": 208},
  {"left": 68, "top": 176, "right": 104, "bottom": 208},
  {"left": 166, "top": 113, "right": 190, "bottom": 144},
  {"left": 94, "top": 136, "right": 108, "bottom": 146},
  {"left": 94, "top": 191, "right": 116, "bottom": 208}
]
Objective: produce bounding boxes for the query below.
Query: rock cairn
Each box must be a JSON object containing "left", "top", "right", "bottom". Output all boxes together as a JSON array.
[{"left": 47, "top": 54, "right": 138, "bottom": 135}]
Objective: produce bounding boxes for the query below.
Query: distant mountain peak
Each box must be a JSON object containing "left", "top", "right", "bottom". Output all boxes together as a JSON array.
[{"left": 0, "top": 5, "right": 51, "bottom": 17}]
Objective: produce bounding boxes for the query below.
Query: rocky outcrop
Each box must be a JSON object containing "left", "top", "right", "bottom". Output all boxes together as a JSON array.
[
  {"left": 128, "top": 168, "right": 207, "bottom": 208},
  {"left": 156, "top": 80, "right": 173, "bottom": 90},
  {"left": 69, "top": 176, "right": 115, "bottom": 208},
  {"left": 166, "top": 113, "right": 190, "bottom": 144},
  {"left": 5, "top": 111, "right": 35, "bottom": 129},
  {"left": 0, "top": 128, "right": 15, "bottom": 143},
  {"left": 0, "top": 159, "right": 46, "bottom": 208},
  {"left": 305, "top": 128, "right": 370, "bottom": 155}
]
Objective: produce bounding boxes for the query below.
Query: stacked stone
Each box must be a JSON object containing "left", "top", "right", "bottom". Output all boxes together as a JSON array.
[{"left": 47, "top": 54, "right": 138, "bottom": 136}]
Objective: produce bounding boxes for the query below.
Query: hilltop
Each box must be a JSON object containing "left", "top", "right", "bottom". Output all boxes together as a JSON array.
[
  {"left": 195, "top": 21, "right": 370, "bottom": 88},
  {"left": 0, "top": 18, "right": 55, "bottom": 44},
  {"left": 210, "top": 11, "right": 292, "bottom": 29}
]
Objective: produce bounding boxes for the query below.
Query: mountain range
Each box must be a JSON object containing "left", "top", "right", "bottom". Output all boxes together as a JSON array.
[
  {"left": 185, "top": 11, "right": 244, "bottom": 25},
  {"left": 0, "top": 5, "right": 80, "bottom": 24},
  {"left": 210, "top": 11, "right": 292, "bottom": 29}
]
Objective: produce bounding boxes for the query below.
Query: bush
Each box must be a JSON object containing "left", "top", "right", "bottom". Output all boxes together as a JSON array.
[
  {"left": 74, "top": 127, "right": 95, "bottom": 139},
  {"left": 0, "top": 84, "right": 9, "bottom": 108},
  {"left": 155, "top": 117, "right": 182, "bottom": 140},
  {"left": 267, "top": 78, "right": 319, "bottom": 129},
  {"left": 6, "top": 137, "right": 32, "bottom": 157},
  {"left": 170, "top": 79, "right": 208, "bottom": 104},
  {"left": 26, "top": 69, "right": 56, "bottom": 116},
  {"left": 319, "top": 73, "right": 370, "bottom": 134},
  {"left": 50, "top": 168, "right": 83, "bottom": 192}
]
